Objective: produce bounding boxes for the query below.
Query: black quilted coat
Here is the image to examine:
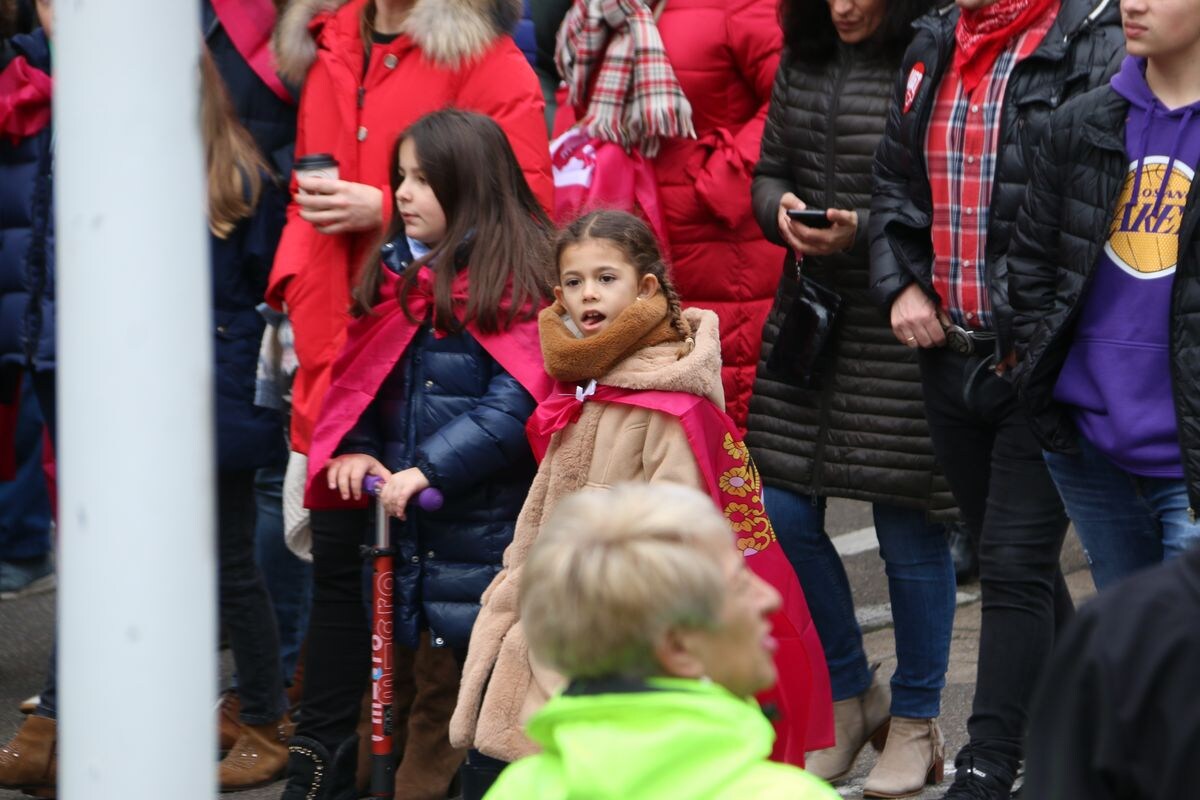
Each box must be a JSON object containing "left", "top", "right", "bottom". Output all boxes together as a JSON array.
[
  {"left": 1008, "top": 85, "right": 1200, "bottom": 511},
  {"left": 746, "top": 42, "right": 955, "bottom": 515},
  {"left": 869, "top": 0, "right": 1124, "bottom": 354}
]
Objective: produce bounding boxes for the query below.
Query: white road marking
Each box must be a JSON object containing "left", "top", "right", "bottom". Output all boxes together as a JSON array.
[{"left": 832, "top": 525, "right": 879, "bottom": 556}]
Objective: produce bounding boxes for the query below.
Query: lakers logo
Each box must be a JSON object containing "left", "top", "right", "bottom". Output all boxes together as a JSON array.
[{"left": 1105, "top": 156, "right": 1193, "bottom": 280}]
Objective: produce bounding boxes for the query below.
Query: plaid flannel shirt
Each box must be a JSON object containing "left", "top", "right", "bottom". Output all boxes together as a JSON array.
[{"left": 925, "top": 5, "right": 1057, "bottom": 330}]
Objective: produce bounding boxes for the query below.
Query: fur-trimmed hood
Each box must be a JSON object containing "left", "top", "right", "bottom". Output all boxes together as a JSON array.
[{"left": 273, "top": 0, "right": 523, "bottom": 83}]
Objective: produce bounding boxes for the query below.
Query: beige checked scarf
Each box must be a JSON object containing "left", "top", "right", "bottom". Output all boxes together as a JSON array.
[{"left": 556, "top": 0, "right": 694, "bottom": 157}]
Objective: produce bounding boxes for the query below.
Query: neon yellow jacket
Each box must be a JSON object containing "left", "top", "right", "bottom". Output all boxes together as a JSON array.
[{"left": 484, "top": 677, "right": 839, "bottom": 799}]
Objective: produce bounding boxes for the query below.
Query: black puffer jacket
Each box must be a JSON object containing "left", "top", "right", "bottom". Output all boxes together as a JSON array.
[
  {"left": 339, "top": 240, "right": 537, "bottom": 650},
  {"left": 1008, "top": 85, "right": 1200, "bottom": 510},
  {"left": 746, "top": 43, "right": 954, "bottom": 515},
  {"left": 869, "top": 0, "right": 1124, "bottom": 353}
]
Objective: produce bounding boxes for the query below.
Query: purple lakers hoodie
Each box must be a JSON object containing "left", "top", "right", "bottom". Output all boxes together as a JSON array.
[{"left": 1053, "top": 56, "right": 1200, "bottom": 477}]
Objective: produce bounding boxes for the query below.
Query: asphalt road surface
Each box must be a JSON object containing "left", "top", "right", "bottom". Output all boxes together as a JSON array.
[{"left": 0, "top": 498, "right": 1093, "bottom": 800}]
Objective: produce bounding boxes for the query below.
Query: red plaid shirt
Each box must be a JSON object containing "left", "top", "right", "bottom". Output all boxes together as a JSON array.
[{"left": 925, "top": 3, "right": 1057, "bottom": 330}]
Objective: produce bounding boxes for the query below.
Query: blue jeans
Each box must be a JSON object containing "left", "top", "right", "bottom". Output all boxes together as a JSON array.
[
  {"left": 762, "top": 487, "right": 955, "bottom": 719},
  {"left": 1044, "top": 435, "right": 1200, "bottom": 590},
  {"left": 254, "top": 464, "right": 312, "bottom": 682}
]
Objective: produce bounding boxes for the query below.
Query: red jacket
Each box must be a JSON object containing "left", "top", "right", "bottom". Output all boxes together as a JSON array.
[
  {"left": 267, "top": 0, "right": 552, "bottom": 453},
  {"left": 653, "top": 0, "right": 783, "bottom": 431}
]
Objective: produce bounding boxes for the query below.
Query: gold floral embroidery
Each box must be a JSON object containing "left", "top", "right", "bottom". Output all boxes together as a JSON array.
[
  {"left": 722, "top": 433, "right": 749, "bottom": 463},
  {"left": 719, "top": 466, "right": 754, "bottom": 498},
  {"left": 725, "top": 502, "right": 762, "bottom": 533}
]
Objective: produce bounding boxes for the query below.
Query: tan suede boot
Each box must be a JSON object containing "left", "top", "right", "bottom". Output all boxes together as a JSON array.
[
  {"left": 0, "top": 715, "right": 56, "bottom": 795},
  {"left": 862, "top": 717, "right": 945, "bottom": 799},
  {"left": 218, "top": 690, "right": 243, "bottom": 754},
  {"left": 218, "top": 717, "right": 290, "bottom": 791},
  {"left": 805, "top": 665, "right": 891, "bottom": 783}
]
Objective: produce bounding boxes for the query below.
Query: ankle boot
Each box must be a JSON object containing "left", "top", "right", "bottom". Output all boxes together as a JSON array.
[
  {"left": 862, "top": 717, "right": 944, "bottom": 798},
  {"left": 805, "top": 664, "right": 891, "bottom": 783},
  {"left": 219, "top": 717, "right": 290, "bottom": 791},
  {"left": 218, "top": 691, "right": 243, "bottom": 755},
  {"left": 0, "top": 715, "right": 56, "bottom": 795},
  {"left": 281, "top": 735, "right": 360, "bottom": 800}
]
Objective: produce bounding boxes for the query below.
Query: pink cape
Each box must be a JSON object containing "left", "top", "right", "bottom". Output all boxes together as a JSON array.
[
  {"left": 529, "top": 384, "right": 835, "bottom": 764},
  {"left": 305, "top": 267, "right": 553, "bottom": 509},
  {"left": 209, "top": 0, "right": 294, "bottom": 104},
  {"left": 0, "top": 56, "right": 51, "bottom": 144}
]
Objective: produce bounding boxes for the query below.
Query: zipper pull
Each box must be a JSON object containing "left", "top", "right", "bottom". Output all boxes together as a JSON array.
[{"left": 357, "top": 86, "right": 365, "bottom": 108}]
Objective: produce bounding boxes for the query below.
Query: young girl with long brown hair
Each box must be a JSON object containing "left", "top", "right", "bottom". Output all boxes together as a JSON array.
[{"left": 291, "top": 108, "right": 553, "bottom": 800}]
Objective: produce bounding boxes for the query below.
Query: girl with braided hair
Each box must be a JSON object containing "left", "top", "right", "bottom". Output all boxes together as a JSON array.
[{"left": 451, "top": 210, "right": 832, "bottom": 797}]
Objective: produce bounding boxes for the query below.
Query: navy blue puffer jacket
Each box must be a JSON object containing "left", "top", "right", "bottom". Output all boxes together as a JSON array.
[
  {"left": 0, "top": 29, "right": 53, "bottom": 387},
  {"left": 339, "top": 240, "right": 538, "bottom": 649},
  {"left": 206, "top": 1, "right": 296, "bottom": 470}
]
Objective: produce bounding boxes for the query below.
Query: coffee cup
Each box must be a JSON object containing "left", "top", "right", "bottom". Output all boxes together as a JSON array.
[{"left": 294, "top": 153, "right": 339, "bottom": 192}]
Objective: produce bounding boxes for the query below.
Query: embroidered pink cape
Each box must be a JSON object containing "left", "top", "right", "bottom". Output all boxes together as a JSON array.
[
  {"left": 529, "top": 384, "right": 835, "bottom": 764},
  {"left": 305, "top": 267, "right": 553, "bottom": 509}
]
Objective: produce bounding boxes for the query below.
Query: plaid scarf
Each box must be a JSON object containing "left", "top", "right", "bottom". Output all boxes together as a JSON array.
[{"left": 556, "top": 0, "right": 694, "bottom": 157}]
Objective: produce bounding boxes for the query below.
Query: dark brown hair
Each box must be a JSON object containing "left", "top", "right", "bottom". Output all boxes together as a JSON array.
[
  {"left": 782, "top": 0, "right": 933, "bottom": 65},
  {"left": 555, "top": 210, "right": 691, "bottom": 342},
  {"left": 352, "top": 109, "right": 554, "bottom": 332},
  {"left": 201, "top": 45, "right": 271, "bottom": 239}
]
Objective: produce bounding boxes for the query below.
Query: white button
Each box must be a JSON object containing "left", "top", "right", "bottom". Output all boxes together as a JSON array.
[
  {"left": 357, "top": 126, "right": 367, "bottom": 141},
  {"left": 424, "top": 379, "right": 434, "bottom": 389},
  {"left": 965, "top": 208, "right": 974, "bottom": 216},
  {"left": 963, "top": 260, "right": 971, "bottom": 268},
  {"left": 426, "top": 550, "right": 435, "bottom": 558},
  {"left": 970, "top": 104, "right": 980, "bottom": 113},
  {"left": 967, "top": 155, "right": 975, "bottom": 165},
  {"left": 966, "top": 311, "right": 975, "bottom": 319},
  {"left": 434, "top": 637, "right": 444, "bottom": 646},
  {"left": 384, "top": 54, "right": 398, "bottom": 69}
]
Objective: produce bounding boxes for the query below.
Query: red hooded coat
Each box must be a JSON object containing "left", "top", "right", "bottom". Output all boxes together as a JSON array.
[{"left": 267, "top": 0, "right": 553, "bottom": 453}]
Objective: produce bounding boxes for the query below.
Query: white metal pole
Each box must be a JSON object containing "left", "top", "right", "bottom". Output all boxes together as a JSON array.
[{"left": 54, "top": 2, "right": 214, "bottom": 799}]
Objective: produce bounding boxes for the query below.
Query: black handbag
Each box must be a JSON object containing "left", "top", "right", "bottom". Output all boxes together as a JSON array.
[{"left": 765, "top": 260, "right": 842, "bottom": 388}]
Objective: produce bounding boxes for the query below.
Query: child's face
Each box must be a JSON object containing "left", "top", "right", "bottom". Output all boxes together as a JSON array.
[
  {"left": 1121, "top": 0, "right": 1200, "bottom": 62},
  {"left": 555, "top": 240, "right": 658, "bottom": 337},
  {"left": 395, "top": 138, "right": 447, "bottom": 247}
]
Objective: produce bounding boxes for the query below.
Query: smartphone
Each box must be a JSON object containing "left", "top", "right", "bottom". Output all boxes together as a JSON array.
[{"left": 786, "top": 208, "right": 834, "bottom": 229}]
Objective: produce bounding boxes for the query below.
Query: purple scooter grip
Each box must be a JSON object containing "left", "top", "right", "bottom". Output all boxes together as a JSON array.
[{"left": 362, "top": 476, "right": 443, "bottom": 511}]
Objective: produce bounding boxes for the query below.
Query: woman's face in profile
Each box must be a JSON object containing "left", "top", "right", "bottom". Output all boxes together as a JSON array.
[
  {"left": 827, "top": 0, "right": 887, "bottom": 44},
  {"left": 682, "top": 542, "right": 782, "bottom": 698}
]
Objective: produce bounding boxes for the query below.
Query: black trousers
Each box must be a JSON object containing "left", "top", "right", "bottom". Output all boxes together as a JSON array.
[
  {"left": 919, "top": 349, "right": 1073, "bottom": 773},
  {"left": 296, "top": 507, "right": 373, "bottom": 751}
]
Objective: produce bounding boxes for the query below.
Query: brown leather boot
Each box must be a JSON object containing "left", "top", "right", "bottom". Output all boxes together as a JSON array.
[
  {"left": 218, "top": 717, "right": 290, "bottom": 791},
  {"left": 862, "top": 717, "right": 944, "bottom": 798},
  {"left": 0, "top": 714, "right": 57, "bottom": 795},
  {"left": 805, "top": 664, "right": 891, "bottom": 783},
  {"left": 218, "top": 690, "right": 243, "bottom": 754},
  {"left": 393, "top": 633, "right": 465, "bottom": 800}
]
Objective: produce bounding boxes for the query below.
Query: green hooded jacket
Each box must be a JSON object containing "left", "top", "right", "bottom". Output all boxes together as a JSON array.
[{"left": 484, "top": 677, "right": 839, "bottom": 799}]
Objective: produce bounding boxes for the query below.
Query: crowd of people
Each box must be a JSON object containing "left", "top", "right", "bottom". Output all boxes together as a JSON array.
[{"left": 1, "top": 0, "right": 1198, "bottom": 798}]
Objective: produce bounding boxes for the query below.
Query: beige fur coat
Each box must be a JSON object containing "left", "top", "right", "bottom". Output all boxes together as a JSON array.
[{"left": 449, "top": 307, "right": 725, "bottom": 761}]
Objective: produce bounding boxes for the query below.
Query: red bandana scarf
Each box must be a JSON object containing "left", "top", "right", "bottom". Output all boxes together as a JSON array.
[{"left": 954, "top": 0, "right": 1056, "bottom": 93}]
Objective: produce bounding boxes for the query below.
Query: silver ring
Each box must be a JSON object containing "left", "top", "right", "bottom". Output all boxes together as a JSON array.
[{"left": 906, "top": 336, "right": 916, "bottom": 342}]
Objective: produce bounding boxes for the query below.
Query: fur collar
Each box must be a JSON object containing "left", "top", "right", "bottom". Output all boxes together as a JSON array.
[
  {"left": 273, "top": 0, "right": 522, "bottom": 84},
  {"left": 604, "top": 307, "right": 726, "bottom": 409}
]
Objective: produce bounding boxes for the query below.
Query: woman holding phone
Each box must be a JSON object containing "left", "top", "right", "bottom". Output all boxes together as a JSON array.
[{"left": 745, "top": 0, "right": 955, "bottom": 796}]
